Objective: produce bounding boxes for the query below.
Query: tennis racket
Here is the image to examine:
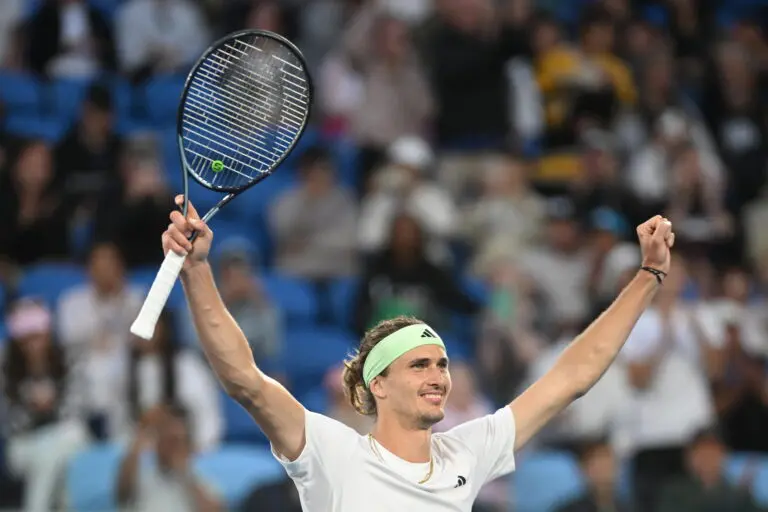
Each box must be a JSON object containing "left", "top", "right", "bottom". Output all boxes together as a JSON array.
[{"left": 130, "top": 29, "right": 313, "bottom": 340}]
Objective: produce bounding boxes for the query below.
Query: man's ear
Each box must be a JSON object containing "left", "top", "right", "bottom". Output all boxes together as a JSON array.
[{"left": 370, "top": 376, "right": 387, "bottom": 400}]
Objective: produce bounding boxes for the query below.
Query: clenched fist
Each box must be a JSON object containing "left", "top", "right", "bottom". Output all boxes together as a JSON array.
[
  {"left": 636, "top": 215, "right": 675, "bottom": 276},
  {"left": 163, "top": 195, "right": 213, "bottom": 270}
]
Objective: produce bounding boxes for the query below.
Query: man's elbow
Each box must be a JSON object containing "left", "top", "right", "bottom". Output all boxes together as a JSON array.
[
  {"left": 222, "top": 370, "right": 266, "bottom": 408},
  {"left": 224, "top": 382, "right": 262, "bottom": 409}
]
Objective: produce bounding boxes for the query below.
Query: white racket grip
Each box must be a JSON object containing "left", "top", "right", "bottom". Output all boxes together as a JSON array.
[{"left": 130, "top": 250, "right": 187, "bottom": 339}]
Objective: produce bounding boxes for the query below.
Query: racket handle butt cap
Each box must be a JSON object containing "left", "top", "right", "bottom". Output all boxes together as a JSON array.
[{"left": 130, "top": 250, "right": 188, "bottom": 340}]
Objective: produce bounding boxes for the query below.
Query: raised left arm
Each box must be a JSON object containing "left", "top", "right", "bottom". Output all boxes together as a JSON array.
[{"left": 509, "top": 216, "right": 675, "bottom": 450}]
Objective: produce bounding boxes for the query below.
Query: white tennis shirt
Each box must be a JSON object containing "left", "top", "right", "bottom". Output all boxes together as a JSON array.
[{"left": 271, "top": 406, "right": 517, "bottom": 511}]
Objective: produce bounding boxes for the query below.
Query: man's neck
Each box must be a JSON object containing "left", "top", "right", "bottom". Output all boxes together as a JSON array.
[{"left": 371, "top": 416, "right": 432, "bottom": 463}]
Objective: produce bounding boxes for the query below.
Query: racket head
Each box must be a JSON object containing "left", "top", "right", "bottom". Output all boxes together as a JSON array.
[{"left": 176, "top": 29, "right": 313, "bottom": 200}]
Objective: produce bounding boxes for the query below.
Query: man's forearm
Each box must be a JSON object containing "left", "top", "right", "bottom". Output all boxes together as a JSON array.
[
  {"left": 556, "top": 270, "right": 659, "bottom": 395},
  {"left": 180, "top": 262, "right": 263, "bottom": 397}
]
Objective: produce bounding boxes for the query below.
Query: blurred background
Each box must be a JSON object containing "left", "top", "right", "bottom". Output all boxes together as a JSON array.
[{"left": 1, "top": 0, "right": 768, "bottom": 510}]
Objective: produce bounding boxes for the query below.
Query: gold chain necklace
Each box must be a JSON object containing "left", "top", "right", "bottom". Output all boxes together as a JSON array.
[{"left": 367, "top": 433, "right": 434, "bottom": 484}]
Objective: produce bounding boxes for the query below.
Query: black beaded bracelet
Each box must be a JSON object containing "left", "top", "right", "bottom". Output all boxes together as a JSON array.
[{"left": 641, "top": 266, "right": 667, "bottom": 284}]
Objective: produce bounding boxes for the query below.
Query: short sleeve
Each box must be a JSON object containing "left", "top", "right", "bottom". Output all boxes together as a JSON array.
[
  {"left": 620, "top": 310, "right": 661, "bottom": 362},
  {"left": 443, "top": 406, "right": 516, "bottom": 483},
  {"left": 271, "top": 410, "right": 360, "bottom": 485}
]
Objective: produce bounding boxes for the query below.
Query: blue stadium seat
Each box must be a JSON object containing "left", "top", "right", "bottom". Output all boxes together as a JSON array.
[
  {"left": 227, "top": 170, "right": 299, "bottom": 224},
  {"left": 260, "top": 272, "right": 318, "bottom": 325},
  {"left": 47, "top": 77, "right": 92, "bottom": 127},
  {"left": 450, "top": 275, "right": 489, "bottom": 343},
  {"left": 66, "top": 442, "right": 123, "bottom": 512},
  {"left": 328, "top": 276, "right": 360, "bottom": 329},
  {"left": 111, "top": 77, "right": 151, "bottom": 135},
  {"left": 143, "top": 74, "right": 186, "bottom": 127},
  {"left": 194, "top": 444, "right": 286, "bottom": 508},
  {"left": 88, "top": 0, "right": 123, "bottom": 19},
  {"left": 512, "top": 451, "right": 585, "bottom": 512},
  {"left": 66, "top": 441, "right": 284, "bottom": 511},
  {"left": 328, "top": 136, "right": 360, "bottom": 189},
  {"left": 0, "top": 72, "right": 43, "bottom": 115},
  {"left": 299, "top": 387, "right": 329, "bottom": 414},
  {"left": 17, "top": 263, "right": 88, "bottom": 309},
  {"left": 281, "top": 125, "right": 321, "bottom": 169},
  {"left": 220, "top": 389, "right": 270, "bottom": 445},
  {"left": 282, "top": 327, "right": 356, "bottom": 398},
  {"left": 4, "top": 114, "right": 66, "bottom": 142},
  {"left": 723, "top": 453, "right": 768, "bottom": 507}
]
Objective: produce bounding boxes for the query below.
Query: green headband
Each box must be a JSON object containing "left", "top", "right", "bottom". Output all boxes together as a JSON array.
[{"left": 363, "top": 324, "right": 445, "bottom": 388}]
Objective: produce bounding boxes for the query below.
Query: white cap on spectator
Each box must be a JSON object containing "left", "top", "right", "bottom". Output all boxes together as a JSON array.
[
  {"left": 7, "top": 299, "right": 51, "bottom": 339},
  {"left": 388, "top": 136, "right": 433, "bottom": 170}
]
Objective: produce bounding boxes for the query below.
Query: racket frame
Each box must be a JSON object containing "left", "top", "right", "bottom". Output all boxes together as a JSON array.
[{"left": 177, "top": 28, "right": 314, "bottom": 222}]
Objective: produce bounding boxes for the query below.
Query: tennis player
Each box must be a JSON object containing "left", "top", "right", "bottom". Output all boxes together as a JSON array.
[{"left": 164, "top": 195, "right": 674, "bottom": 511}]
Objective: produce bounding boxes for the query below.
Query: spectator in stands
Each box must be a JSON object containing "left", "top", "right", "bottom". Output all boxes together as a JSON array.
[
  {"left": 656, "top": 427, "right": 761, "bottom": 512},
  {"left": 214, "top": 240, "right": 282, "bottom": 371},
  {"left": 54, "top": 82, "right": 123, "bottom": 219},
  {"left": 617, "top": 256, "right": 719, "bottom": 512},
  {"left": 2, "top": 298, "right": 91, "bottom": 512},
  {"left": 0, "top": 139, "right": 75, "bottom": 267},
  {"left": 353, "top": 212, "right": 479, "bottom": 336},
  {"left": 613, "top": 47, "right": 715, "bottom": 157},
  {"left": 569, "top": 130, "right": 635, "bottom": 223},
  {"left": 0, "top": 0, "right": 24, "bottom": 68},
  {"left": 620, "top": 16, "right": 663, "bottom": 78},
  {"left": 26, "top": 0, "right": 115, "bottom": 79},
  {"left": 298, "top": 0, "right": 359, "bottom": 79},
  {"left": 534, "top": 7, "right": 636, "bottom": 151},
  {"left": 665, "top": 142, "right": 735, "bottom": 262},
  {"left": 703, "top": 41, "right": 768, "bottom": 212},
  {"left": 223, "top": 0, "right": 293, "bottom": 37},
  {"left": 57, "top": 241, "right": 143, "bottom": 439},
  {"left": 116, "top": 0, "right": 211, "bottom": 82},
  {"left": 712, "top": 267, "right": 768, "bottom": 359},
  {"left": 115, "top": 404, "right": 222, "bottom": 511},
  {"left": 358, "top": 136, "right": 457, "bottom": 262},
  {"left": 460, "top": 153, "right": 546, "bottom": 271},
  {"left": 473, "top": 248, "right": 544, "bottom": 405},
  {"left": 332, "top": 4, "right": 434, "bottom": 188},
  {"left": 93, "top": 134, "right": 175, "bottom": 268},
  {"left": 710, "top": 317, "right": 768, "bottom": 454},
  {"left": 555, "top": 437, "right": 634, "bottom": 512},
  {"left": 420, "top": 0, "right": 527, "bottom": 150},
  {"left": 520, "top": 196, "right": 591, "bottom": 339},
  {"left": 421, "top": 0, "right": 529, "bottom": 200},
  {"left": 270, "top": 146, "right": 358, "bottom": 281},
  {"left": 112, "top": 310, "right": 222, "bottom": 453},
  {"left": 626, "top": 110, "right": 727, "bottom": 227}
]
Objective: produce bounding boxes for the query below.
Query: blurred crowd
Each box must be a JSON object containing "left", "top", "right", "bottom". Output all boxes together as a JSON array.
[{"left": 1, "top": 0, "right": 768, "bottom": 511}]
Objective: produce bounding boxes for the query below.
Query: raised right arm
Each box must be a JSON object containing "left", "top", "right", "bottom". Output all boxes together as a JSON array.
[{"left": 167, "top": 197, "right": 306, "bottom": 461}]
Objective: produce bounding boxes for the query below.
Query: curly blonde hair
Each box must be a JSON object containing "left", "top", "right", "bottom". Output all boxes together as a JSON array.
[{"left": 341, "top": 316, "right": 423, "bottom": 416}]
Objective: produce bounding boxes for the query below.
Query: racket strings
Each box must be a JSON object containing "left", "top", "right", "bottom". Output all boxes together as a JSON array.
[{"left": 180, "top": 34, "right": 310, "bottom": 190}]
